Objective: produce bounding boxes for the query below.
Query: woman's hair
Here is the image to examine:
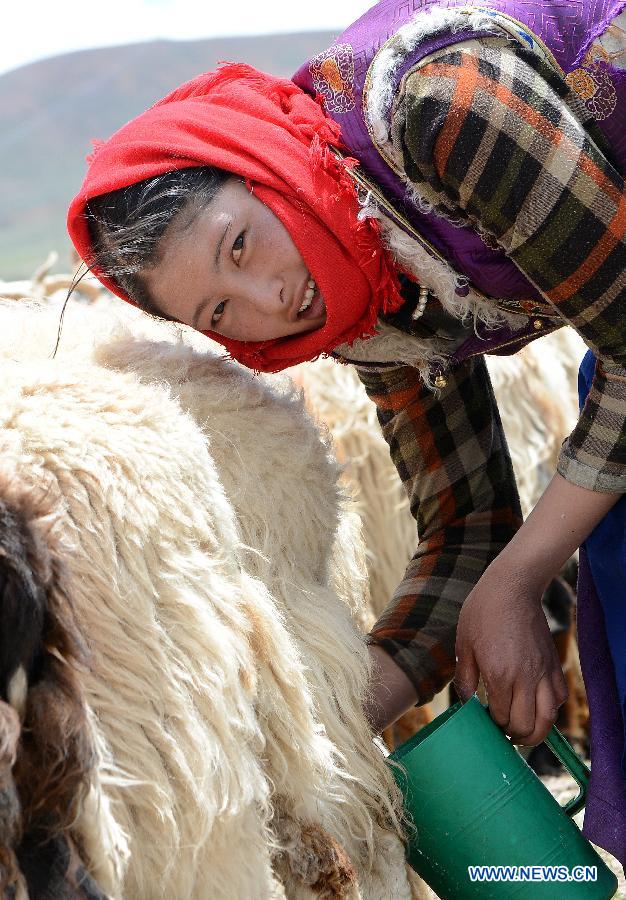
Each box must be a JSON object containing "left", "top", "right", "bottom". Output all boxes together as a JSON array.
[{"left": 84, "top": 166, "right": 231, "bottom": 318}]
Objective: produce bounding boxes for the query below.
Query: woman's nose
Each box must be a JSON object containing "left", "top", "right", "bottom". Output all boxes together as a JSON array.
[{"left": 242, "top": 276, "right": 285, "bottom": 314}]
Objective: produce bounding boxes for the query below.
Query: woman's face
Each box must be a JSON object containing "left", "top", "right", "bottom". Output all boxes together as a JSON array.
[{"left": 142, "top": 178, "right": 327, "bottom": 341}]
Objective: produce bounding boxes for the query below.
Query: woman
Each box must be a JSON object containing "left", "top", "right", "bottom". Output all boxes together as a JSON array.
[{"left": 68, "top": 0, "right": 626, "bottom": 865}]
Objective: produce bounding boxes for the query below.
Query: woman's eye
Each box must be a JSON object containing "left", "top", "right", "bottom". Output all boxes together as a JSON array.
[
  {"left": 232, "top": 231, "right": 245, "bottom": 264},
  {"left": 211, "top": 300, "right": 228, "bottom": 326}
]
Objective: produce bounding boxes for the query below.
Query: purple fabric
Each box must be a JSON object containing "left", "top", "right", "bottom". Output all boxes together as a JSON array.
[
  {"left": 598, "top": 67, "right": 626, "bottom": 167},
  {"left": 293, "top": 0, "right": 626, "bottom": 361},
  {"left": 577, "top": 547, "right": 626, "bottom": 871},
  {"left": 293, "top": 3, "right": 547, "bottom": 306},
  {"left": 449, "top": 320, "right": 561, "bottom": 365}
]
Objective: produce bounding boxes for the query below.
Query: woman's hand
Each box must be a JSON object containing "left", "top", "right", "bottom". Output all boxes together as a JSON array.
[
  {"left": 455, "top": 472, "right": 621, "bottom": 745},
  {"left": 454, "top": 560, "right": 567, "bottom": 745}
]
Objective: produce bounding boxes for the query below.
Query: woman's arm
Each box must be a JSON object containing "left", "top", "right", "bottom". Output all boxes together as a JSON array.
[
  {"left": 355, "top": 356, "right": 524, "bottom": 730},
  {"left": 364, "top": 644, "right": 418, "bottom": 734},
  {"left": 455, "top": 473, "right": 621, "bottom": 744}
]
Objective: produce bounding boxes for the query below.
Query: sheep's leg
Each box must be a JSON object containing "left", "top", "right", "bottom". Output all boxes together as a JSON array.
[{"left": 0, "top": 701, "right": 21, "bottom": 898}]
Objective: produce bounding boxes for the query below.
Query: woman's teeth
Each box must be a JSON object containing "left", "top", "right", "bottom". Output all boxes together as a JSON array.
[{"left": 298, "top": 278, "right": 317, "bottom": 314}]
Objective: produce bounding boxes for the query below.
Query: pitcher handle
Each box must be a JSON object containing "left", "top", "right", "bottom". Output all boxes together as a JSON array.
[{"left": 544, "top": 726, "right": 590, "bottom": 817}]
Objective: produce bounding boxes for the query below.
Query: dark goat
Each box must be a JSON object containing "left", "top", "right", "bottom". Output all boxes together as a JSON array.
[{"left": 0, "top": 474, "right": 107, "bottom": 898}]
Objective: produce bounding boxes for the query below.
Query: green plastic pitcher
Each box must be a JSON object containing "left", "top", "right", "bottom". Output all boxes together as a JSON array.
[{"left": 388, "top": 696, "right": 618, "bottom": 898}]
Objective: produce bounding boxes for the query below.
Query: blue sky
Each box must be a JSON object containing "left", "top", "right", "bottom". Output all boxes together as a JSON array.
[{"left": 3, "top": 0, "right": 372, "bottom": 77}]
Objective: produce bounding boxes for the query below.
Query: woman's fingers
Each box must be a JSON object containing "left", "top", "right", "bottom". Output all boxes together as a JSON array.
[
  {"left": 482, "top": 635, "right": 565, "bottom": 742},
  {"left": 453, "top": 642, "right": 480, "bottom": 702},
  {"left": 503, "top": 674, "right": 536, "bottom": 741},
  {"left": 511, "top": 674, "right": 561, "bottom": 746},
  {"left": 483, "top": 670, "right": 514, "bottom": 730},
  {"left": 551, "top": 666, "right": 569, "bottom": 708}
]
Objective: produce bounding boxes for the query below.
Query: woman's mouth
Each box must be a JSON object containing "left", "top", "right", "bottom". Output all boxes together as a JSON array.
[{"left": 297, "top": 277, "right": 325, "bottom": 320}]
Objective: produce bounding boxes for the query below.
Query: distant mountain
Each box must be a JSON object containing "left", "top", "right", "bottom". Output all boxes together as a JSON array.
[{"left": 0, "top": 32, "right": 334, "bottom": 280}]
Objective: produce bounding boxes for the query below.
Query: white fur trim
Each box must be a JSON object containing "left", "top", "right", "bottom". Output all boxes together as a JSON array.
[
  {"left": 362, "top": 199, "right": 527, "bottom": 331},
  {"left": 335, "top": 199, "right": 528, "bottom": 387},
  {"left": 334, "top": 318, "right": 451, "bottom": 387},
  {"left": 365, "top": 7, "right": 499, "bottom": 151}
]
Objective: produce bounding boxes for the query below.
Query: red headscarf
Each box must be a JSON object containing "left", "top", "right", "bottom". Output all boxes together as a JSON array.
[{"left": 67, "top": 64, "right": 404, "bottom": 372}]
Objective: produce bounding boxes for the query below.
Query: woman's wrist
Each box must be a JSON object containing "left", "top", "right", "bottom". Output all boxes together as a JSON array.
[
  {"left": 486, "top": 546, "right": 554, "bottom": 600},
  {"left": 363, "top": 644, "right": 418, "bottom": 734},
  {"left": 492, "top": 472, "right": 621, "bottom": 592}
]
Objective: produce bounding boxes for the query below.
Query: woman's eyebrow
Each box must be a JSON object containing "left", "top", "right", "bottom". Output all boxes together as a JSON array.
[
  {"left": 214, "top": 220, "right": 231, "bottom": 271},
  {"left": 192, "top": 297, "right": 211, "bottom": 330},
  {"left": 192, "top": 220, "right": 232, "bottom": 329}
]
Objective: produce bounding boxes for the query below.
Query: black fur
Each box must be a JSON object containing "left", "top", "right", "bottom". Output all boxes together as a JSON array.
[{"left": 0, "top": 498, "right": 45, "bottom": 701}]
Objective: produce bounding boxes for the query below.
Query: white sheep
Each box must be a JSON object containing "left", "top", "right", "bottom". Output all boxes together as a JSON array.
[{"left": 0, "top": 300, "right": 414, "bottom": 900}]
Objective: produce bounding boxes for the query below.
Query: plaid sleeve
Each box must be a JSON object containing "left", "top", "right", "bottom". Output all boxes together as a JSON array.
[
  {"left": 396, "top": 37, "right": 626, "bottom": 492},
  {"left": 355, "top": 357, "right": 522, "bottom": 703}
]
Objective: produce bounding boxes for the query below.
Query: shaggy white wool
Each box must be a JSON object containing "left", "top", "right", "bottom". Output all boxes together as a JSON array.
[
  {"left": 75, "top": 711, "right": 131, "bottom": 893},
  {"left": 96, "top": 330, "right": 411, "bottom": 899},
  {"left": 1, "top": 360, "right": 275, "bottom": 899},
  {"left": 291, "top": 359, "right": 414, "bottom": 623},
  {"left": 0, "top": 300, "right": 412, "bottom": 900}
]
